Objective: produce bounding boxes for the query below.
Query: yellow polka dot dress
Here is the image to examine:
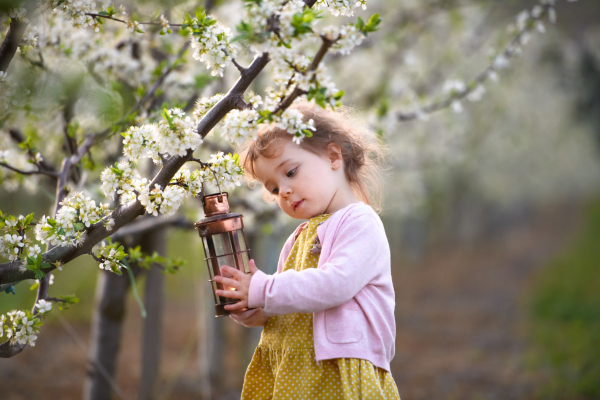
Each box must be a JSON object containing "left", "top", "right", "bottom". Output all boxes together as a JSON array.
[{"left": 241, "top": 214, "right": 401, "bottom": 400}]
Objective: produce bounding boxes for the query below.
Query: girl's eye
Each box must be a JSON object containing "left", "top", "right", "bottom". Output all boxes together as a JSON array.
[
  {"left": 270, "top": 187, "right": 279, "bottom": 195},
  {"left": 286, "top": 168, "right": 297, "bottom": 178}
]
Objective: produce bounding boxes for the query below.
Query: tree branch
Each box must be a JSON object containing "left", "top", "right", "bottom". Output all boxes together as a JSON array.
[
  {"left": 0, "top": 18, "right": 28, "bottom": 73},
  {"left": 0, "top": 162, "right": 59, "bottom": 179},
  {"left": 273, "top": 35, "right": 334, "bottom": 114},
  {"left": 109, "top": 215, "right": 194, "bottom": 241},
  {"left": 8, "top": 128, "right": 58, "bottom": 174},
  {"left": 396, "top": 3, "right": 552, "bottom": 121}
]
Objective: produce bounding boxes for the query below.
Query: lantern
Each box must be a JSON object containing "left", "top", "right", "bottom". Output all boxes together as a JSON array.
[{"left": 195, "top": 192, "right": 251, "bottom": 317}]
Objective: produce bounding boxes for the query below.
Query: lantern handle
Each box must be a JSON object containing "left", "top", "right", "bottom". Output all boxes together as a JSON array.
[
  {"left": 205, "top": 163, "right": 223, "bottom": 196},
  {"left": 190, "top": 157, "right": 223, "bottom": 200}
]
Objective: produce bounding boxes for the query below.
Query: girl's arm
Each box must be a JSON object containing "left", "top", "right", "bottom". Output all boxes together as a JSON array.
[{"left": 248, "top": 213, "right": 389, "bottom": 315}]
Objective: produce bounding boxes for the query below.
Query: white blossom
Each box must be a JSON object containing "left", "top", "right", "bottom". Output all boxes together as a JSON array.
[
  {"left": 35, "top": 193, "right": 111, "bottom": 247},
  {"left": 160, "top": 15, "right": 170, "bottom": 34},
  {"left": 27, "top": 244, "right": 41, "bottom": 258},
  {"left": 189, "top": 18, "right": 238, "bottom": 77},
  {"left": 205, "top": 152, "right": 244, "bottom": 189},
  {"left": 220, "top": 108, "right": 260, "bottom": 146},
  {"left": 443, "top": 79, "right": 466, "bottom": 94},
  {"left": 193, "top": 93, "right": 225, "bottom": 122},
  {"left": 95, "top": 241, "right": 125, "bottom": 273},
  {"left": 323, "top": 24, "right": 366, "bottom": 56},
  {"left": 275, "top": 108, "right": 316, "bottom": 144},
  {"left": 122, "top": 124, "right": 161, "bottom": 164},
  {"left": 35, "top": 300, "right": 52, "bottom": 314},
  {"left": 100, "top": 161, "right": 142, "bottom": 204},
  {"left": 155, "top": 108, "right": 202, "bottom": 157},
  {"left": 467, "top": 85, "right": 486, "bottom": 102},
  {"left": 127, "top": 20, "right": 142, "bottom": 33},
  {"left": 51, "top": 0, "right": 100, "bottom": 30},
  {"left": 315, "top": 0, "right": 367, "bottom": 17},
  {"left": 171, "top": 167, "right": 206, "bottom": 197}
]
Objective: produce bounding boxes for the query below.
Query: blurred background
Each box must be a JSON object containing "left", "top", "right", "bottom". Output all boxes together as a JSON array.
[{"left": 1, "top": 0, "right": 600, "bottom": 399}]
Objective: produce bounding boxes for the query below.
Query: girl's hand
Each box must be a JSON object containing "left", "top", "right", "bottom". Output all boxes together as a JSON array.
[{"left": 214, "top": 259, "right": 259, "bottom": 312}]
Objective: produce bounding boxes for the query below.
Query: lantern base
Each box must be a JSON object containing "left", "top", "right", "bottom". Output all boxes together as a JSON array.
[
  {"left": 214, "top": 304, "right": 230, "bottom": 317},
  {"left": 214, "top": 302, "right": 250, "bottom": 317}
]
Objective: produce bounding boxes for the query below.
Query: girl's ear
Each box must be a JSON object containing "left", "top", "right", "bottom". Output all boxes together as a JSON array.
[{"left": 326, "top": 142, "right": 343, "bottom": 170}]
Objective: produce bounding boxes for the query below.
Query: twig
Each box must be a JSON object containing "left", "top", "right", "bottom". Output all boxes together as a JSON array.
[
  {"left": 273, "top": 35, "right": 335, "bottom": 114},
  {"left": 397, "top": 3, "right": 553, "bottom": 121},
  {"left": 85, "top": 13, "right": 183, "bottom": 27},
  {"left": 47, "top": 296, "right": 68, "bottom": 303},
  {"left": 0, "top": 162, "right": 59, "bottom": 179},
  {"left": 231, "top": 58, "right": 247, "bottom": 76}
]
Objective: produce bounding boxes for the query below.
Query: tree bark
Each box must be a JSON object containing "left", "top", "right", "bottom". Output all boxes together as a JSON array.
[
  {"left": 83, "top": 267, "right": 132, "bottom": 400},
  {"left": 138, "top": 230, "right": 166, "bottom": 400}
]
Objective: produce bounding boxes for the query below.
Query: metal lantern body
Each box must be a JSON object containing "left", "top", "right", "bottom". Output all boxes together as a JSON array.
[{"left": 195, "top": 192, "right": 251, "bottom": 317}]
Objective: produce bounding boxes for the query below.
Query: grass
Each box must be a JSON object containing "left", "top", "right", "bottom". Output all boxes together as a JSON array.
[{"left": 529, "top": 199, "right": 600, "bottom": 399}]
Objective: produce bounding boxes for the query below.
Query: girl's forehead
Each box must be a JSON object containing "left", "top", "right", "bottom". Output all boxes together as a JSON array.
[{"left": 253, "top": 142, "right": 309, "bottom": 178}]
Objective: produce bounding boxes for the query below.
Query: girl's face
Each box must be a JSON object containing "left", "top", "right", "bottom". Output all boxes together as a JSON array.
[{"left": 252, "top": 140, "right": 347, "bottom": 219}]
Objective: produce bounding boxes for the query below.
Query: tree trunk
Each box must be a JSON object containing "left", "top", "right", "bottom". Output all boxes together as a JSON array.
[
  {"left": 138, "top": 230, "right": 166, "bottom": 400},
  {"left": 83, "top": 267, "right": 131, "bottom": 400},
  {"left": 84, "top": 229, "right": 166, "bottom": 400}
]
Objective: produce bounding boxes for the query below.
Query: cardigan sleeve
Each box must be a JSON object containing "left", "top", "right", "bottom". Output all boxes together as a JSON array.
[{"left": 248, "top": 213, "right": 389, "bottom": 315}]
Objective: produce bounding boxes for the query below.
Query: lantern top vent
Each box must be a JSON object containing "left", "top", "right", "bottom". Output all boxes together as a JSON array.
[{"left": 203, "top": 192, "right": 230, "bottom": 217}]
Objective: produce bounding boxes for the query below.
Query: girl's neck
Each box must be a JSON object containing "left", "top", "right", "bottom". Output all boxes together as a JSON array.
[{"left": 322, "top": 182, "right": 359, "bottom": 215}]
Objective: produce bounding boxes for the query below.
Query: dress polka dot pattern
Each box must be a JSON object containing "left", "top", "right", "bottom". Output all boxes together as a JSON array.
[{"left": 241, "top": 214, "right": 401, "bottom": 400}]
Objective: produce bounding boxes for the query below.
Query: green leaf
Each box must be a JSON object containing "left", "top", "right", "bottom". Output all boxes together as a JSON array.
[
  {"left": 110, "top": 167, "right": 123, "bottom": 176},
  {"left": 58, "top": 227, "right": 66, "bottom": 236},
  {"left": 73, "top": 222, "right": 84, "bottom": 231},
  {"left": 24, "top": 212, "right": 34, "bottom": 226},
  {"left": 356, "top": 17, "right": 365, "bottom": 31},
  {"left": 30, "top": 281, "right": 39, "bottom": 291},
  {"left": 98, "top": 11, "right": 109, "bottom": 16}
]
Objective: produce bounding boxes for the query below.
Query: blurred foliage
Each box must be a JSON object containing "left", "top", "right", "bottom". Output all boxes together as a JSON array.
[{"left": 529, "top": 198, "right": 600, "bottom": 399}]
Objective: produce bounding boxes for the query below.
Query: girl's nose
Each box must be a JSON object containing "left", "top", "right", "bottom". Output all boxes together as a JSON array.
[{"left": 281, "top": 185, "right": 292, "bottom": 198}]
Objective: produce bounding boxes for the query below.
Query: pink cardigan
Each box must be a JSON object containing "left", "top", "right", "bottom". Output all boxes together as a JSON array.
[{"left": 232, "top": 202, "right": 396, "bottom": 372}]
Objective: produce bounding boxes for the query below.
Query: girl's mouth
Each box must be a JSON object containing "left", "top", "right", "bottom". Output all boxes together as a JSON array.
[{"left": 292, "top": 200, "right": 303, "bottom": 211}]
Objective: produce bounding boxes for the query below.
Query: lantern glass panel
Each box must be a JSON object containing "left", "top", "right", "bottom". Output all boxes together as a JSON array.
[{"left": 233, "top": 230, "right": 248, "bottom": 251}]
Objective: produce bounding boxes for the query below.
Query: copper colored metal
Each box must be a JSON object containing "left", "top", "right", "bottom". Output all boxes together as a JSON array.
[
  {"left": 203, "top": 192, "right": 230, "bottom": 217},
  {"left": 195, "top": 192, "right": 251, "bottom": 317}
]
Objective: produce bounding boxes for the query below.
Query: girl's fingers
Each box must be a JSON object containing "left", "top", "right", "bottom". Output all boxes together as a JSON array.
[
  {"left": 216, "top": 276, "right": 241, "bottom": 289},
  {"left": 249, "top": 259, "right": 258, "bottom": 274},
  {"left": 216, "top": 289, "right": 243, "bottom": 300},
  {"left": 224, "top": 300, "right": 247, "bottom": 311},
  {"left": 220, "top": 265, "right": 245, "bottom": 279}
]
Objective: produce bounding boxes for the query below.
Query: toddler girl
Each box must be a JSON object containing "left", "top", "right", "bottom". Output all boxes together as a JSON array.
[{"left": 214, "top": 101, "right": 400, "bottom": 399}]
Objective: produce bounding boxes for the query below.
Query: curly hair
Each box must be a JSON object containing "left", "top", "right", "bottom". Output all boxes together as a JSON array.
[{"left": 237, "top": 101, "right": 386, "bottom": 212}]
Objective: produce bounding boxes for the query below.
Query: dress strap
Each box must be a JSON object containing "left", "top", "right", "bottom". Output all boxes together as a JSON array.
[{"left": 293, "top": 222, "right": 309, "bottom": 242}]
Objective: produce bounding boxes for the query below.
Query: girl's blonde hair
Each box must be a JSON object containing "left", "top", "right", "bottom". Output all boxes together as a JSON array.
[{"left": 238, "top": 101, "right": 386, "bottom": 212}]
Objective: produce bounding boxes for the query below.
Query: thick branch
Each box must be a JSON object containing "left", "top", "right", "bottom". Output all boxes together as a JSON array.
[{"left": 0, "top": 18, "right": 28, "bottom": 72}]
